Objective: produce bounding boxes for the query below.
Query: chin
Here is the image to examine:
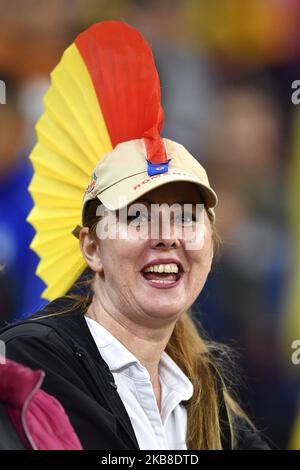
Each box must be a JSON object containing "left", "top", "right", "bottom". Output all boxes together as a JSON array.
[{"left": 142, "top": 301, "right": 186, "bottom": 321}]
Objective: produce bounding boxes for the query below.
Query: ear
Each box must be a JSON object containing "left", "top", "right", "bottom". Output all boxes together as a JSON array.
[{"left": 79, "top": 227, "right": 103, "bottom": 273}]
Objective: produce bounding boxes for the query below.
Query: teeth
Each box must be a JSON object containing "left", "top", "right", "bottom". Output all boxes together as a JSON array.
[
  {"left": 143, "top": 263, "right": 179, "bottom": 274},
  {"left": 149, "top": 279, "right": 175, "bottom": 284}
]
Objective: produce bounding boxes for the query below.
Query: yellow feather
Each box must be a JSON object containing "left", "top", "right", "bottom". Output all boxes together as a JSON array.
[{"left": 27, "top": 43, "right": 112, "bottom": 300}]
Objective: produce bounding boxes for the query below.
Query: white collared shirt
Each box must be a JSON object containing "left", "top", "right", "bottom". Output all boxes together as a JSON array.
[{"left": 85, "top": 316, "right": 194, "bottom": 450}]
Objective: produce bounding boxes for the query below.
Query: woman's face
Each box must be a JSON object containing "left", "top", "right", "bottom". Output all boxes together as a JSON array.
[{"left": 82, "top": 181, "right": 214, "bottom": 327}]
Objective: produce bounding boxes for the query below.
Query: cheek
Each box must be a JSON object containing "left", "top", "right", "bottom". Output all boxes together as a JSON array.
[
  {"left": 188, "top": 229, "right": 213, "bottom": 279},
  {"left": 100, "top": 237, "right": 145, "bottom": 280}
]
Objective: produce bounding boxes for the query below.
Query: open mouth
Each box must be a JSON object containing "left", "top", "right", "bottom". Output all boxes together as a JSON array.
[{"left": 140, "top": 262, "right": 183, "bottom": 288}]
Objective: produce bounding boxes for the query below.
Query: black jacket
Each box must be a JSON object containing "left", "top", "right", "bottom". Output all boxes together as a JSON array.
[{"left": 0, "top": 297, "right": 270, "bottom": 450}]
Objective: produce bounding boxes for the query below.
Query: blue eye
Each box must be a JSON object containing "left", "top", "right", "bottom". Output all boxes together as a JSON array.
[
  {"left": 175, "top": 212, "right": 195, "bottom": 225},
  {"left": 127, "top": 211, "right": 149, "bottom": 226}
]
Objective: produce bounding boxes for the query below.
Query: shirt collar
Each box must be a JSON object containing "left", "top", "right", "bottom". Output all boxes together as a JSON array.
[
  {"left": 85, "top": 315, "right": 194, "bottom": 399},
  {"left": 159, "top": 352, "right": 193, "bottom": 401},
  {"left": 85, "top": 316, "right": 144, "bottom": 373}
]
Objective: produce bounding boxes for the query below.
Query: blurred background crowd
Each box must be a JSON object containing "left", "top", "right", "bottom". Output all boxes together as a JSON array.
[{"left": 0, "top": 0, "right": 300, "bottom": 450}]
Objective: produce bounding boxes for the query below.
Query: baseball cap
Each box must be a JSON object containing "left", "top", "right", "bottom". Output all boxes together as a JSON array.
[{"left": 82, "top": 137, "right": 218, "bottom": 221}]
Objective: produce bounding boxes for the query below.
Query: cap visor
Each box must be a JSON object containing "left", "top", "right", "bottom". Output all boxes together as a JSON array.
[{"left": 97, "top": 169, "right": 218, "bottom": 210}]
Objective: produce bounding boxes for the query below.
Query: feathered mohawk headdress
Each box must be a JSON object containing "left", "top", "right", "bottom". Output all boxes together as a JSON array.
[
  {"left": 27, "top": 21, "right": 169, "bottom": 301},
  {"left": 27, "top": 21, "right": 217, "bottom": 302}
]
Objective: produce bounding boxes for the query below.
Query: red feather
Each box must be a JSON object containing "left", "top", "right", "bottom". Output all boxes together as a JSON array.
[{"left": 75, "top": 21, "right": 167, "bottom": 165}]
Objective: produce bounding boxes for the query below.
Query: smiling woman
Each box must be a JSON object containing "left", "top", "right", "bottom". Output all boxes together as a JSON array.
[
  {"left": 65, "top": 181, "right": 247, "bottom": 450},
  {"left": 80, "top": 181, "right": 215, "bottom": 324},
  {"left": 0, "top": 21, "right": 269, "bottom": 450}
]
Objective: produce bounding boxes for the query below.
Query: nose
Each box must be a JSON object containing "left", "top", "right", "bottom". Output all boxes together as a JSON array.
[
  {"left": 149, "top": 209, "right": 181, "bottom": 250},
  {"left": 150, "top": 237, "right": 180, "bottom": 250}
]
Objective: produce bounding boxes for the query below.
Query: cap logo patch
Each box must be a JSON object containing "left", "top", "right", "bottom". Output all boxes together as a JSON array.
[
  {"left": 147, "top": 158, "right": 172, "bottom": 176},
  {"left": 85, "top": 172, "right": 98, "bottom": 195}
]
